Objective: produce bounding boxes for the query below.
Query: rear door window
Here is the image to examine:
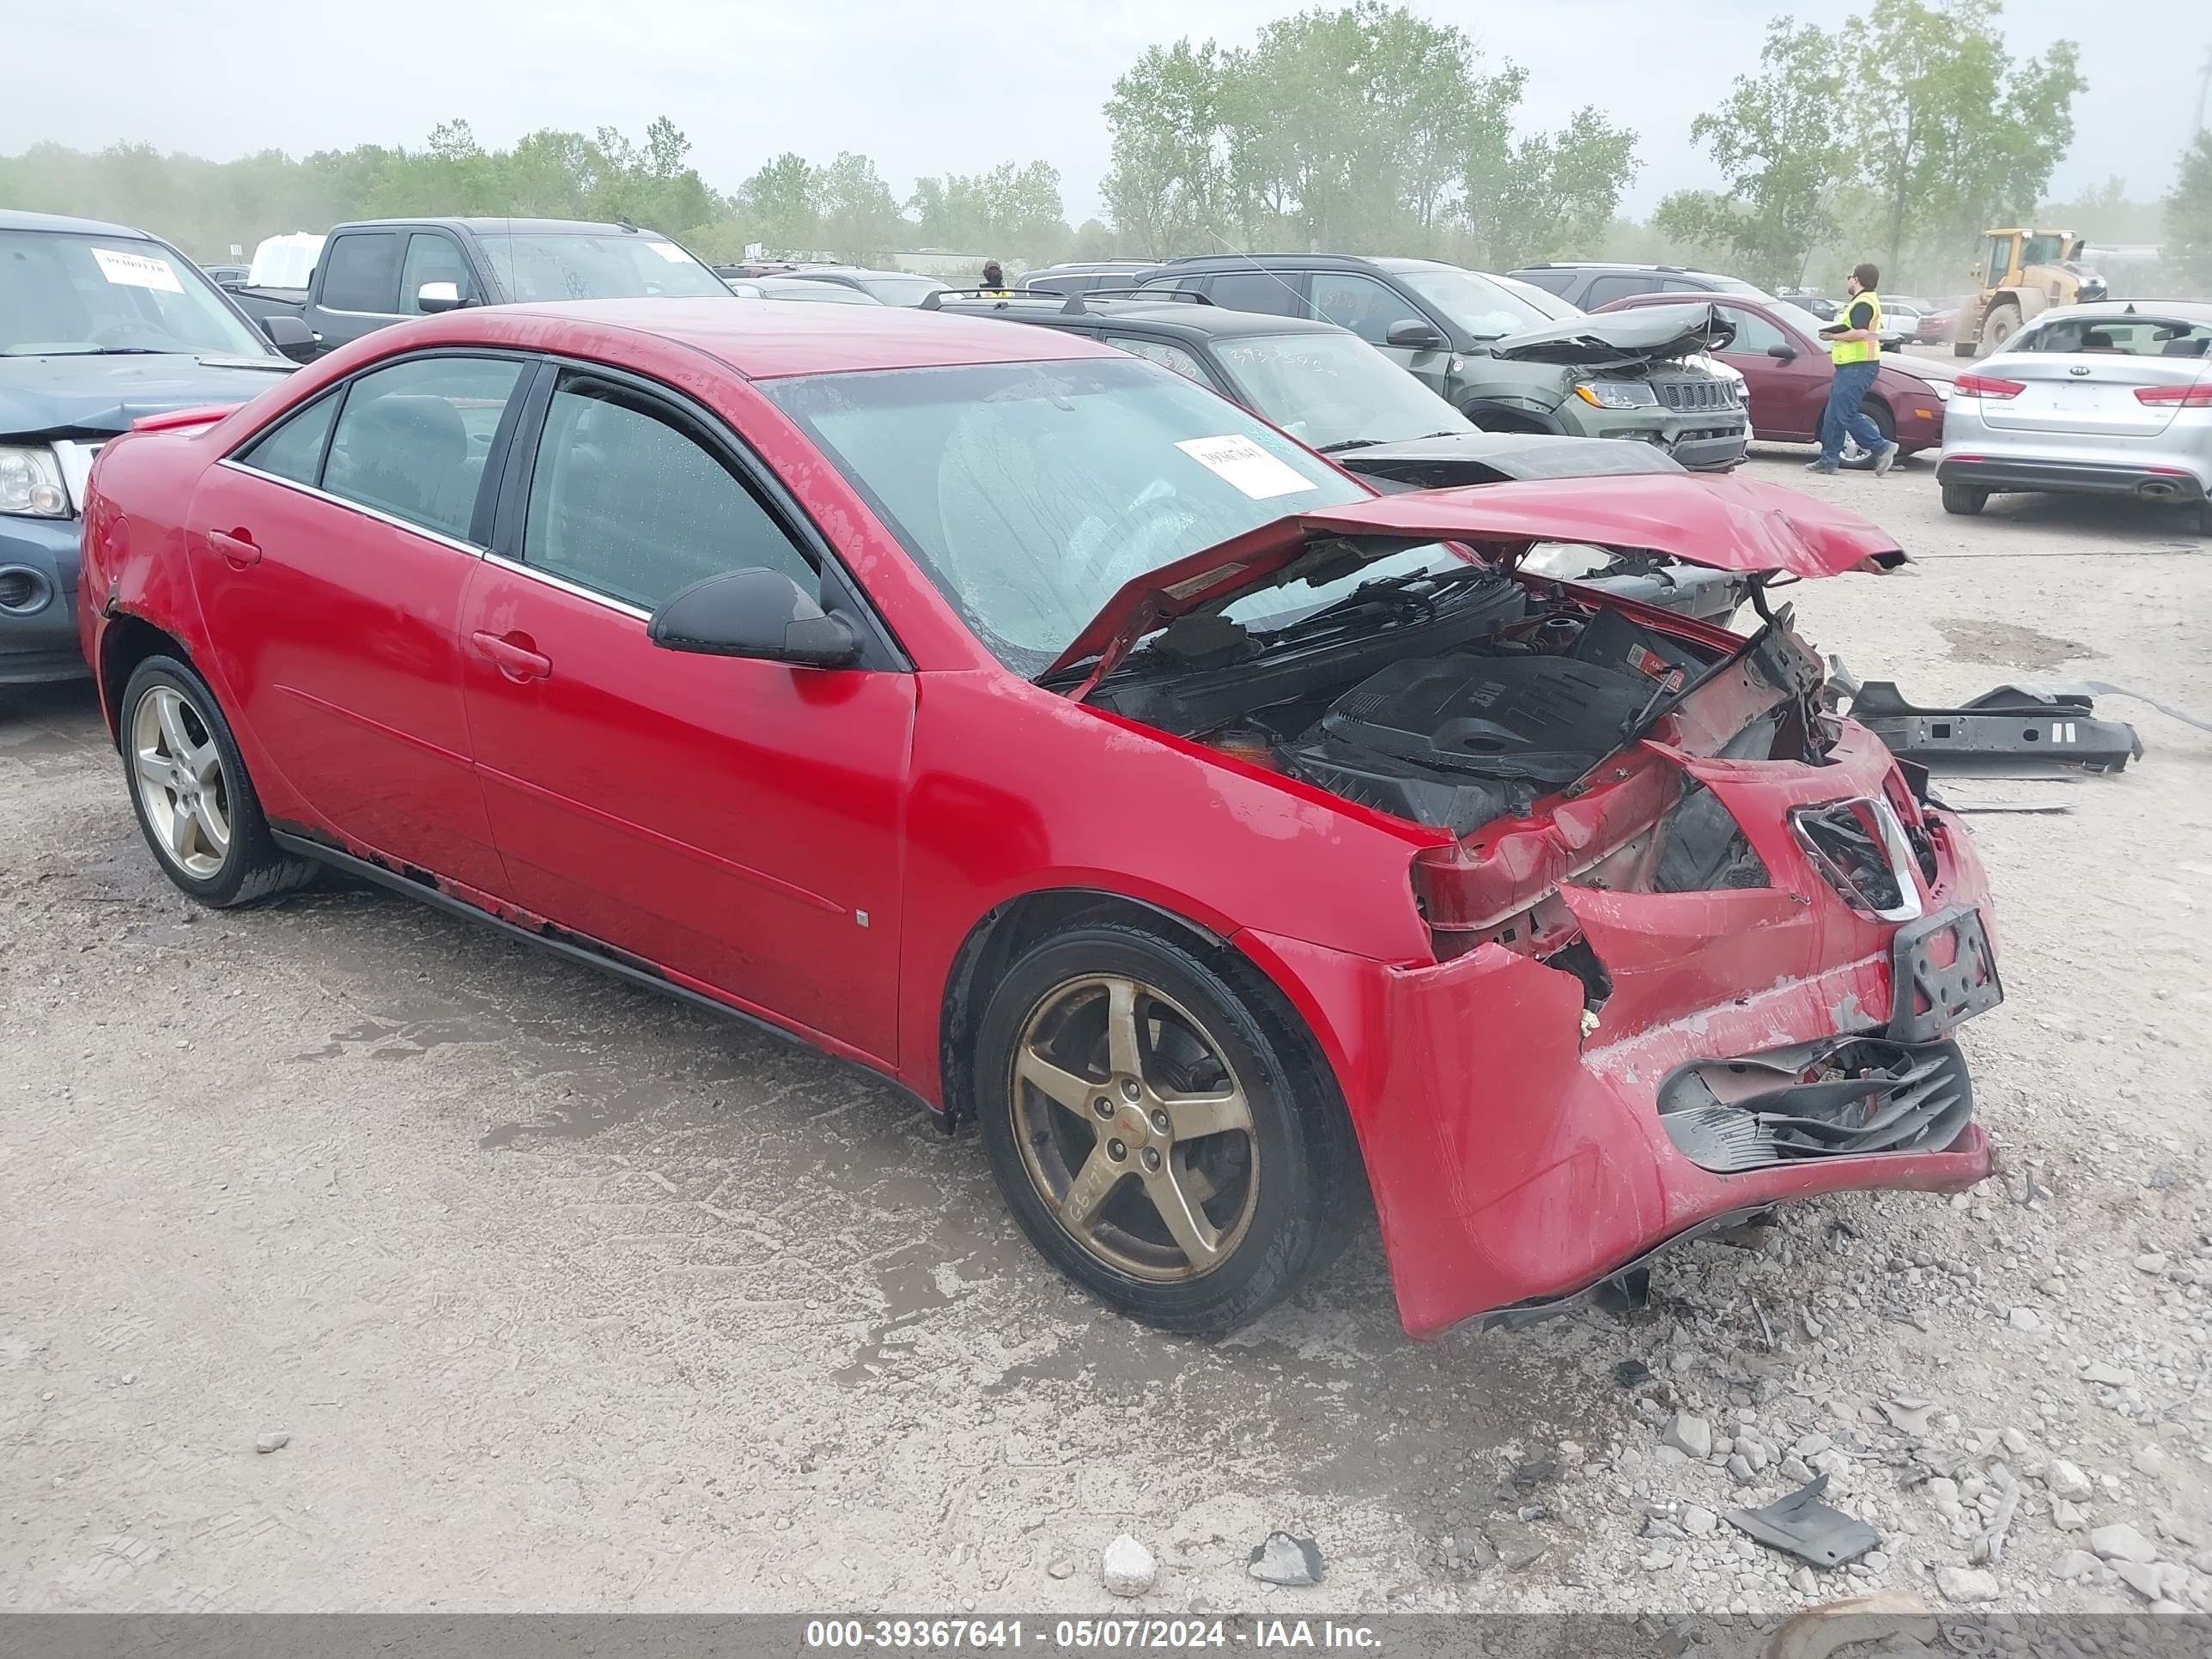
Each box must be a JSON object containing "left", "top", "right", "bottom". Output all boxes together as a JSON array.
[
  {"left": 320, "top": 355, "right": 526, "bottom": 542},
  {"left": 319, "top": 233, "right": 403, "bottom": 313},
  {"left": 1204, "top": 270, "right": 1308, "bottom": 318},
  {"left": 1583, "top": 273, "right": 1658, "bottom": 308}
]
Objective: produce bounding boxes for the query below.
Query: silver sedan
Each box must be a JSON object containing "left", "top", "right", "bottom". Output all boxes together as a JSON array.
[{"left": 1937, "top": 300, "right": 2212, "bottom": 533}]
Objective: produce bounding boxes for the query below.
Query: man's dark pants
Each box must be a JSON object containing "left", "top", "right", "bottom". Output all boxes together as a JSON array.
[{"left": 1819, "top": 359, "right": 1886, "bottom": 465}]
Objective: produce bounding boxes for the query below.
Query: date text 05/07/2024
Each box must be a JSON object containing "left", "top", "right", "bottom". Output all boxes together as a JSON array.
[{"left": 803, "top": 1619, "right": 1383, "bottom": 1651}]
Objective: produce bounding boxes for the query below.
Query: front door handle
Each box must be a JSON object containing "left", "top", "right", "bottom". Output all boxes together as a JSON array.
[
  {"left": 469, "top": 629, "right": 552, "bottom": 682},
  {"left": 209, "top": 529, "right": 260, "bottom": 568}
]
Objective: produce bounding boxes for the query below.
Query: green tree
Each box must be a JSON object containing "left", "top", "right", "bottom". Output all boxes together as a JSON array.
[
  {"left": 1841, "top": 0, "right": 2085, "bottom": 268},
  {"left": 738, "top": 151, "right": 820, "bottom": 254},
  {"left": 1654, "top": 21, "right": 1844, "bottom": 290},
  {"left": 814, "top": 152, "right": 902, "bottom": 263},
  {"left": 1103, "top": 40, "right": 1228, "bottom": 258},
  {"left": 1462, "top": 109, "right": 1640, "bottom": 268},
  {"left": 2166, "top": 132, "right": 2212, "bottom": 293}
]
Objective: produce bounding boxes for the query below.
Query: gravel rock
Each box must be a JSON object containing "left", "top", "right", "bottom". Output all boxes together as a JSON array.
[
  {"left": 2089, "top": 1522, "right": 2158, "bottom": 1564},
  {"left": 2132, "top": 1443, "right": 2168, "bottom": 1478},
  {"left": 1684, "top": 1506, "right": 1718, "bottom": 1537},
  {"left": 1046, "top": 1559, "right": 1074, "bottom": 1581},
  {"left": 2135, "top": 1252, "right": 2168, "bottom": 1274},
  {"left": 2112, "top": 1560, "right": 2182, "bottom": 1602},
  {"left": 2051, "top": 1498, "right": 2087, "bottom": 1531},
  {"left": 1728, "top": 1453, "right": 1756, "bottom": 1486},
  {"left": 1936, "top": 1565, "right": 1999, "bottom": 1604},
  {"left": 2053, "top": 1550, "right": 2101, "bottom": 1581},
  {"left": 2045, "top": 1459, "right": 2094, "bottom": 1502},
  {"left": 1780, "top": 1455, "right": 1814, "bottom": 1485},
  {"left": 2081, "top": 1362, "right": 2134, "bottom": 1387},
  {"left": 1790, "top": 1565, "right": 1818, "bottom": 1595},
  {"left": 1487, "top": 1519, "right": 1549, "bottom": 1571},
  {"left": 1247, "top": 1531, "right": 1322, "bottom": 1588},
  {"left": 1616, "top": 1359, "right": 1652, "bottom": 1387},
  {"left": 1663, "top": 1413, "right": 1714, "bottom": 1461},
  {"left": 2007, "top": 1307, "right": 2041, "bottom": 1332},
  {"left": 1639, "top": 1550, "right": 1674, "bottom": 1572},
  {"left": 254, "top": 1431, "right": 289, "bottom": 1455},
  {"left": 1102, "top": 1535, "right": 1156, "bottom": 1597}
]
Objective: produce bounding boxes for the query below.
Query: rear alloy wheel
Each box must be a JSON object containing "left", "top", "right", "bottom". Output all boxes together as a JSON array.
[
  {"left": 122, "top": 656, "right": 313, "bottom": 908},
  {"left": 975, "top": 924, "right": 1354, "bottom": 1334},
  {"left": 1941, "top": 480, "right": 1989, "bottom": 516}
]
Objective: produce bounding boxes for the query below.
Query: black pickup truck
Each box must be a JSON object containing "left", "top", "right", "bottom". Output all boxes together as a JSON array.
[{"left": 228, "top": 216, "right": 731, "bottom": 360}]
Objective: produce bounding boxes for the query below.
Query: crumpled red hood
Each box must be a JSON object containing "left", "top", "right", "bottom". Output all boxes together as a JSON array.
[{"left": 1044, "top": 471, "right": 1904, "bottom": 682}]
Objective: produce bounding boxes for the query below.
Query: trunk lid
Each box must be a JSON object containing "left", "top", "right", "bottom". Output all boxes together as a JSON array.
[
  {"left": 1044, "top": 471, "right": 1904, "bottom": 686},
  {"left": 1490, "top": 303, "right": 1735, "bottom": 367},
  {"left": 1980, "top": 349, "right": 2204, "bottom": 438}
]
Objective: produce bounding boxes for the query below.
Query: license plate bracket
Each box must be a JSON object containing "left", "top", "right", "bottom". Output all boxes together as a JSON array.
[{"left": 1888, "top": 903, "right": 2002, "bottom": 1042}]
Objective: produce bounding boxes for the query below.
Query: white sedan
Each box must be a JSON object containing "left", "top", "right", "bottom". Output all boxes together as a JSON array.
[{"left": 1937, "top": 301, "right": 2212, "bottom": 534}]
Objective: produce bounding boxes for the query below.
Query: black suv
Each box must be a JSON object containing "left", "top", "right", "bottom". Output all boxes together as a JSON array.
[
  {"left": 1505, "top": 264, "right": 1773, "bottom": 310},
  {"left": 1135, "top": 254, "right": 1745, "bottom": 470},
  {"left": 927, "top": 290, "right": 1747, "bottom": 622}
]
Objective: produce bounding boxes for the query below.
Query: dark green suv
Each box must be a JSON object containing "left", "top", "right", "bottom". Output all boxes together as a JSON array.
[{"left": 1136, "top": 254, "right": 1747, "bottom": 471}]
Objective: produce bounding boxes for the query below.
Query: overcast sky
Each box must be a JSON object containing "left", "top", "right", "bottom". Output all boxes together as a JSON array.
[{"left": 7, "top": 0, "right": 2203, "bottom": 223}]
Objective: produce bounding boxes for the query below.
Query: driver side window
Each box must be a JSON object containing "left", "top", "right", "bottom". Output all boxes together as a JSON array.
[
  {"left": 1310, "top": 272, "right": 1417, "bottom": 345},
  {"left": 400, "top": 233, "right": 478, "bottom": 315},
  {"left": 522, "top": 376, "right": 816, "bottom": 612},
  {"left": 1717, "top": 306, "right": 1790, "bottom": 356}
]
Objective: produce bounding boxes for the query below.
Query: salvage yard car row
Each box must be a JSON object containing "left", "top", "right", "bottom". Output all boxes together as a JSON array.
[{"left": 10, "top": 199, "right": 2203, "bottom": 1342}]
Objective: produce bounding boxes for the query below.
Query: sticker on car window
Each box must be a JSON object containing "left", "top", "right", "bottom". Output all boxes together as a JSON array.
[
  {"left": 646, "top": 241, "right": 694, "bottom": 264},
  {"left": 91, "top": 247, "right": 185, "bottom": 294},
  {"left": 1174, "top": 434, "right": 1318, "bottom": 501}
]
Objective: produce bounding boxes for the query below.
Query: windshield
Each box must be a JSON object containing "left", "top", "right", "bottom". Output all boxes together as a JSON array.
[
  {"left": 1492, "top": 275, "right": 1584, "bottom": 321},
  {"left": 854, "top": 274, "right": 946, "bottom": 305},
  {"left": 1215, "top": 331, "right": 1471, "bottom": 451},
  {"left": 1, "top": 230, "right": 275, "bottom": 358},
  {"left": 471, "top": 233, "right": 729, "bottom": 302},
  {"left": 762, "top": 278, "right": 878, "bottom": 304},
  {"left": 2021, "top": 235, "right": 2067, "bottom": 268},
  {"left": 1393, "top": 265, "right": 1553, "bottom": 339},
  {"left": 765, "top": 356, "right": 1456, "bottom": 672},
  {"left": 1766, "top": 301, "right": 1833, "bottom": 342}
]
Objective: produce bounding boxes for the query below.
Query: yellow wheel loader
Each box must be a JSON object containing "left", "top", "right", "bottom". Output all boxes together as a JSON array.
[{"left": 1954, "top": 229, "right": 2108, "bottom": 358}]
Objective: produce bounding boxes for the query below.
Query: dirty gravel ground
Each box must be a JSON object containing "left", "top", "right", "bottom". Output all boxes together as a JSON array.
[{"left": 3, "top": 451, "right": 2209, "bottom": 1620}]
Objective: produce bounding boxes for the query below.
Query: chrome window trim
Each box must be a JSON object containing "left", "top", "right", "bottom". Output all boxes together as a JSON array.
[
  {"left": 482, "top": 550, "right": 653, "bottom": 623},
  {"left": 215, "top": 459, "right": 486, "bottom": 561}
]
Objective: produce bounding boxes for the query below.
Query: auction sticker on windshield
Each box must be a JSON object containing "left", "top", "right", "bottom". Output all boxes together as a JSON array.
[
  {"left": 91, "top": 247, "right": 185, "bottom": 293},
  {"left": 1175, "top": 434, "right": 1319, "bottom": 501}
]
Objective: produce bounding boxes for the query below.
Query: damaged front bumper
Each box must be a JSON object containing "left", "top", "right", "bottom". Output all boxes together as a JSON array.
[{"left": 1237, "top": 722, "right": 2000, "bottom": 1339}]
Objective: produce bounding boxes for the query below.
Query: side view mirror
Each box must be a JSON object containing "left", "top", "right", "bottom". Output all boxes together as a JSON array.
[
  {"left": 1767, "top": 343, "right": 1798, "bottom": 362},
  {"left": 647, "top": 568, "right": 860, "bottom": 669},
  {"left": 416, "top": 281, "right": 467, "bottom": 314},
  {"left": 1386, "top": 319, "right": 1447, "bottom": 350},
  {"left": 260, "top": 313, "right": 316, "bottom": 361}
]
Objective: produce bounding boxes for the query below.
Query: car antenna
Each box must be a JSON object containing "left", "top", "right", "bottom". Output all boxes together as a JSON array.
[{"left": 617, "top": 216, "right": 638, "bottom": 234}]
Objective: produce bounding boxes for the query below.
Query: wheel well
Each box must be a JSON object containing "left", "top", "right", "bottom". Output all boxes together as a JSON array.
[
  {"left": 940, "top": 889, "right": 1322, "bottom": 1134},
  {"left": 97, "top": 613, "right": 189, "bottom": 745},
  {"left": 1459, "top": 400, "right": 1556, "bottom": 435}
]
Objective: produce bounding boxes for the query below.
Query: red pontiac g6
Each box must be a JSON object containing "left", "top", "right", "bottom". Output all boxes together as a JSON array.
[{"left": 77, "top": 301, "right": 2002, "bottom": 1338}]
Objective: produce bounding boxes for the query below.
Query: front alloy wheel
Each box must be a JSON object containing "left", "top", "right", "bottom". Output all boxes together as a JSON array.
[
  {"left": 1012, "top": 974, "right": 1259, "bottom": 1282},
  {"left": 132, "top": 683, "right": 233, "bottom": 879},
  {"left": 975, "top": 923, "right": 1358, "bottom": 1334}
]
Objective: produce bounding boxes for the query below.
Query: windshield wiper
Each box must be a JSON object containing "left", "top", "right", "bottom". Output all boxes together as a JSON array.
[
  {"left": 1263, "top": 562, "right": 1495, "bottom": 638},
  {"left": 1316, "top": 437, "right": 1381, "bottom": 455}
]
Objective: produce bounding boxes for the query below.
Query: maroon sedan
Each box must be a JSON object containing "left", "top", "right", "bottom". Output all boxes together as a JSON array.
[
  {"left": 77, "top": 301, "right": 2000, "bottom": 1338},
  {"left": 1601, "top": 291, "right": 1955, "bottom": 459}
]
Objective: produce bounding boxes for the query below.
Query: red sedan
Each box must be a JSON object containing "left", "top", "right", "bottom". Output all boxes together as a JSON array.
[
  {"left": 77, "top": 301, "right": 2000, "bottom": 1339},
  {"left": 1600, "top": 290, "right": 1956, "bottom": 459}
]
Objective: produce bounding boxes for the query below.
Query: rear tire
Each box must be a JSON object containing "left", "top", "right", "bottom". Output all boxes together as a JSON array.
[
  {"left": 2193, "top": 500, "right": 2212, "bottom": 537},
  {"left": 974, "top": 922, "right": 1358, "bottom": 1335},
  {"left": 1941, "top": 481, "right": 1989, "bottom": 516},
  {"left": 120, "top": 656, "right": 314, "bottom": 908}
]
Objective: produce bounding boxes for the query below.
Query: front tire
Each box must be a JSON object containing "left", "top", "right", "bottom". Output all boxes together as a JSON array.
[
  {"left": 1978, "top": 302, "right": 2021, "bottom": 358},
  {"left": 1942, "top": 480, "right": 1989, "bottom": 516},
  {"left": 121, "top": 656, "right": 313, "bottom": 907},
  {"left": 974, "top": 923, "right": 1357, "bottom": 1334}
]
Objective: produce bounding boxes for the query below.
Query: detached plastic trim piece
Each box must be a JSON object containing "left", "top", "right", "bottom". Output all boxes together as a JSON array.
[{"left": 1725, "top": 1474, "right": 1882, "bottom": 1569}]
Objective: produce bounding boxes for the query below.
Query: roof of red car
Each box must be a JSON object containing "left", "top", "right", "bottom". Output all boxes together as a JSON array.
[{"left": 465, "top": 298, "right": 1118, "bottom": 380}]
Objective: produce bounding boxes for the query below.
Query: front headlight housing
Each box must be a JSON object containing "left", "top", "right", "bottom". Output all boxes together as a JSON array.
[
  {"left": 1929, "top": 380, "right": 1953, "bottom": 402},
  {"left": 0, "top": 446, "right": 70, "bottom": 518},
  {"left": 1574, "top": 380, "right": 1660, "bottom": 410}
]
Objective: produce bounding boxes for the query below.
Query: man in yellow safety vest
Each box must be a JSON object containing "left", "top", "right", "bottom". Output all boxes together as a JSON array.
[{"left": 1808, "top": 261, "right": 1898, "bottom": 477}]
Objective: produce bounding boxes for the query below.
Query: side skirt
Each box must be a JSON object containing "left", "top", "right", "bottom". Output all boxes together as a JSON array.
[{"left": 270, "top": 830, "right": 938, "bottom": 1119}]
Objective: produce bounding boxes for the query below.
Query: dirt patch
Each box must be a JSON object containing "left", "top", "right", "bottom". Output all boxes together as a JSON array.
[{"left": 1935, "top": 617, "right": 2089, "bottom": 672}]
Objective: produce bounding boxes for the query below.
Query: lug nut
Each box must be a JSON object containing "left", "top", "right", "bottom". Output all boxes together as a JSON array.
[
  {"left": 1107, "top": 1139, "right": 1127, "bottom": 1162},
  {"left": 1152, "top": 1110, "right": 1170, "bottom": 1133},
  {"left": 1142, "top": 1148, "right": 1162, "bottom": 1172},
  {"left": 1094, "top": 1097, "right": 1114, "bottom": 1118},
  {"left": 1121, "top": 1078, "right": 1141, "bottom": 1102}
]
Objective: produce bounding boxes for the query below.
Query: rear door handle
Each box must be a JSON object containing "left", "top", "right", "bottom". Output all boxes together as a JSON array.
[
  {"left": 469, "top": 629, "right": 552, "bottom": 681},
  {"left": 209, "top": 529, "right": 260, "bottom": 567}
]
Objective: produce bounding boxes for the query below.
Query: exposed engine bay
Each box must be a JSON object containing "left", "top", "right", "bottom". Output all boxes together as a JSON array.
[{"left": 1091, "top": 556, "right": 1835, "bottom": 840}]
